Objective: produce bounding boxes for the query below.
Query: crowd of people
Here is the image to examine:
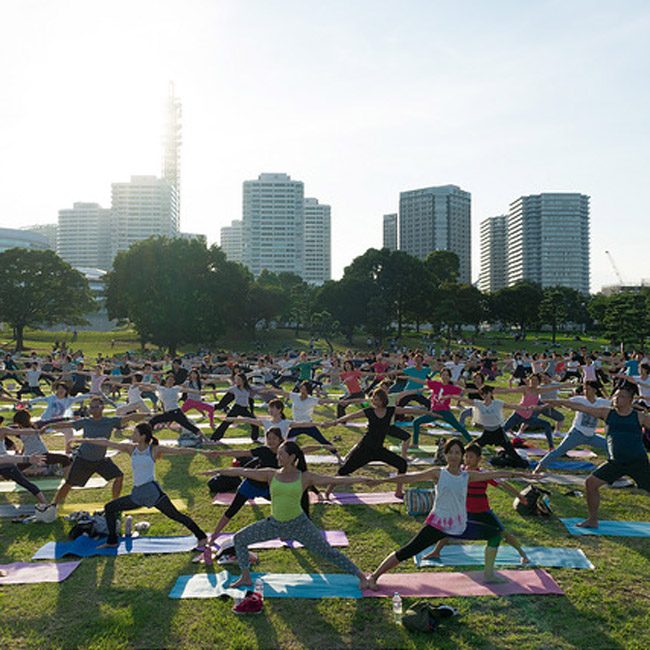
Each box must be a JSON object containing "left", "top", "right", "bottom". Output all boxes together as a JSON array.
[{"left": 2, "top": 341, "right": 650, "bottom": 589}]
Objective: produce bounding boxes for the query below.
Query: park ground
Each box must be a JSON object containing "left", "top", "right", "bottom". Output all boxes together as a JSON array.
[{"left": 1, "top": 328, "right": 649, "bottom": 650}]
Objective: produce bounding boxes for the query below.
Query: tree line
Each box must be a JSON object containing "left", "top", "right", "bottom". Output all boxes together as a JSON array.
[{"left": 0, "top": 239, "right": 649, "bottom": 352}]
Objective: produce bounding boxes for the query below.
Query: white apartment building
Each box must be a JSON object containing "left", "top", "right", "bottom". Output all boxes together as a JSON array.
[
  {"left": 220, "top": 220, "right": 243, "bottom": 263},
  {"left": 303, "top": 198, "right": 331, "bottom": 285},
  {"left": 478, "top": 215, "right": 508, "bottom": 293},
  {"left": 242, "top": 173, "right": 305, "bottom": 277},
  {"left": 57, "top": 202, "right": 111, "bottom": 270},
  {"left": 110, "top": 175, "right": 179, "bottom": 261},
  {"left": 23, "top": 223, "right": 57, "bottom": 250},
  {"left": 383, "top": 213, "right": 398, "bottom": 251},
  {"left": 399, "top": 184, "right": 471, "bottom": 284},
  {"left": 506, "top": 193, "right": 590, "bottom": 293}
]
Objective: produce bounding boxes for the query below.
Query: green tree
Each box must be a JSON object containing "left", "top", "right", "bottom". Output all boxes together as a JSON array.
[
  {"left": 0, "top": 249, "right": 96, "bottom": 350},
  {"left": 539, "top": 286, "right": 589, "bottom": 344},
  {"left": 105, "top": 237, "right": 251, "bottom": 354},
  {"left": 491, "top": 281, "right": 543, "bottom": 339},
  {"left": 310, "top": 309, "right": 340, "bottom": 352},
  {"left": 601, "top": 292, "right": 650, "bottom": 348}
]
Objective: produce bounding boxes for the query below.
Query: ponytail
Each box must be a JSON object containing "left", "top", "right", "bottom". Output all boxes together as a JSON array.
[{"left": 135, "top": 422, "right": 159, "bottom": 446}]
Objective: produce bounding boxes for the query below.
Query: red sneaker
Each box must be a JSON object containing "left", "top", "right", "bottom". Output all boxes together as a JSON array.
[{"left": 232, "top": 591, "right": 263, "bottom": 615}]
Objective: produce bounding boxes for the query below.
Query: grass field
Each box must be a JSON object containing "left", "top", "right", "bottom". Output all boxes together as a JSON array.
[{"left": 1, "top": 331, "right": 649, "bottom": 650}]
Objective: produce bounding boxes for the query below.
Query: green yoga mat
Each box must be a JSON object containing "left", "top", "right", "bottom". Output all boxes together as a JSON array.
[{"left": 0, "top": 477, "right": 107, "bottom": 493}]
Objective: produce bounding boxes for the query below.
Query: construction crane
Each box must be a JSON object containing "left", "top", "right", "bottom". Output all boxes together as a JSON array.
[{"left": 605, "top": 250, "right": 625, "bottom": 285}]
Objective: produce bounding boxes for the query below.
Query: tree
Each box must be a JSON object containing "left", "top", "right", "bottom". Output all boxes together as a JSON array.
[
  {"left": 310, "top": 309, "right": 339, "bottom": 352},
  {"left": 539, "top": 286, "right": 589, "bottom": 344},
  {"left": 105, "top": 237, "right": 252, "bottom": 354},
  {"left": 491, "top": 282, "right": 542, "bottom": 339},
  {"left": 601, "top": 292, "right": 650, "bottom": 348},
  {"left": 0, "top": 249, "right": 96, "bottom": 350}
]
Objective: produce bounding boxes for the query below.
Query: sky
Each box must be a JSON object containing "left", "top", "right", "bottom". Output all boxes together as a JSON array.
[{"left": 1, "top": 0, "right": 649, "bottom": 292}]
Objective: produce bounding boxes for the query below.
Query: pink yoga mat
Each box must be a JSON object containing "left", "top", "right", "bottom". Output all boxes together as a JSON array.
[
  {"left": 362, "top": 569, "right": 563, "bottom": 598},
  {"left": 0, "top": 561, "right": 81, "bottom": 585},
  {"left": 309, "top": 491, "right": 404, "bottom": 505},
  {"left": 213, "top": 530, "right": 348, "bottom": 549},
  {"left": 212, "top": 493, "right": 270, "bottom": 506},
  {"left": 524, "top": 447, "right": 597, "bottom": 459}
]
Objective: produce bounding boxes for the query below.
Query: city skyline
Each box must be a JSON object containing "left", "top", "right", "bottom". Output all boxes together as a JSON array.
[{"left": 2, "top": 1, "right": 650, "bottom": 292}]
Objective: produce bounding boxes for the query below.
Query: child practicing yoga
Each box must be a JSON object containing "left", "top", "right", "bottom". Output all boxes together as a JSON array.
[
  {"left": 367, "top": 438, "right": 529, "bottom": 588},
  {"left": 212, "top": 440, "right": 373, "bottom": 590}
]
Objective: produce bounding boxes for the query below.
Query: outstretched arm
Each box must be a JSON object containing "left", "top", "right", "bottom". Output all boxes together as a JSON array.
[
  {"left": 77, "top": 439, "right": 135, "bottom": 453},
  {"left": 303, "top": 471, "right": 374, "bottom": 488},
  {"left": 198, "top": 466, "right": 275, "bottom": 481}
]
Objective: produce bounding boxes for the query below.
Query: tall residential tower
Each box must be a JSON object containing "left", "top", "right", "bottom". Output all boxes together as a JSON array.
[{"left": 478, "top": 215, "right": 508, "bottom": 293}]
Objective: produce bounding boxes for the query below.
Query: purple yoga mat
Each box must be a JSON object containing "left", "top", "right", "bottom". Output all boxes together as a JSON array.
[
  {"left": 308, "top": 491, "right": 404, "bottom": 505},
  {"left": 362, "top": 569, "right": 563, "bottom": 598},
  {"left": 524, "top": 447, "right": 597, "bottom": 458},
  {"left": 0, "top": 561, "right": 81, "bottom": 585},
  {"left": 213, "top": 530, "right": 349, "bottom": 549}
]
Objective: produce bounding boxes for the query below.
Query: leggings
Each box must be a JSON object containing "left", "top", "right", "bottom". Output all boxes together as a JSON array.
[
  {"left": 474, "top": 427, "right": 521, "bottom": 462},
  {"left": 181, "top": 398, "right": 215, "bottom": 428},
  {"left": 224, "top": 481, "right": 270, "bottom": 519},
  {"left": 212, "top": 404, "right": 259, "bottom": 441},
  {"left": 0, "top": 464, "right": 42, "bottom": 496},
  {"left": 288, "top": 425, "right": 338, "bottom": 452},
  {"left": 337, "top": 441, "right": 407, "bottom": 476},
  {"left": 412, "top": 410, "right": 473, "bottom": 445},
  {"left": 397, "top": 394, "right": 430, "bottom": 409},
  {"left": 395, "top": 520, "right": 502, "bottom": 562},
  {"left": 503, "top": 412, "right": 554, "bottom": 448},
  {"left": 150, "top": 408, "right": 202, "bottom": 436},
  {"left": 337, "top": 392, "right": 364, "bottom": 419},
  {"left": 104, "top": 492, "right": 206, "bottom": 545},
  {"left": 234, "top": 511, "right": 359, "bottom": 574},
  {"left": 537, "top": 427, "right": 607, "bottom": 469}
]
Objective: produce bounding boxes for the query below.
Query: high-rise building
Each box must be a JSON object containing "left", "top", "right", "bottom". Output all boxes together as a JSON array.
[
  {"left": 506, "top": 193, "right": 590, "bottom": 293},
  {"left": 22, "top": 223, "right": 57, "bottom": 250},
  {"left": 220, "top": 220, "right": 243, "bottom": 263},
  {"left": 303, "top": 198, "right": 331, "bottom": 285},
  {"left": 56, "top": 202, "right": 111, "bottom": 270},
  {"left": 162, "top": 81, "right": 182, "bottom": 215},
  {"left": 109, "top": 175, "right": 179, "bottom": 260},
  {"left": 478, "top": 215, "right": 508, "bottom": 293},
  {"left": 399, "top": 184, "right": 471, "bottom": 283},
  {"left": 242, "top": 173, "right": 305, "bottom": 277},
  {"left": 383, "top": 213, "right": 398, "bottom": 251},
  {"left": 0, "top": 227, "right": 50, "bottom": 253}
]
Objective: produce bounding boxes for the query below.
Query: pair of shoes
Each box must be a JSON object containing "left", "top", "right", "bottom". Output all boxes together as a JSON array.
[{"left": 232, "top": 591, "right": 263, "bottom": 615}]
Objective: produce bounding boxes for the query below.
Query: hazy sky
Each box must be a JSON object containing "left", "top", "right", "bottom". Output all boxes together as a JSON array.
[{"left": 1, "top": 0, "right": 649, "bottom": 291}]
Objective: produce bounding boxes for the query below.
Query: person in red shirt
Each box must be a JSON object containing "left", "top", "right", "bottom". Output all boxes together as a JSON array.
[{"left": 422, "top": 443, "right": 530, "bottom": 564}]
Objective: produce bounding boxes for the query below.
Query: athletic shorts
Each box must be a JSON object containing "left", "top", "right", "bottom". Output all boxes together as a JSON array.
[
  {"left": 67, "top": 457, "right": 123, "bottom": 487},
  {"left": 592, "top": 458, "right": 650, "bottom": 492}
]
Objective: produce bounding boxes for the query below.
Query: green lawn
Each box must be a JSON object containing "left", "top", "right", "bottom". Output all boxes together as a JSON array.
[{"left": 1, "top": 332, "right": 648, "bottom": 649}]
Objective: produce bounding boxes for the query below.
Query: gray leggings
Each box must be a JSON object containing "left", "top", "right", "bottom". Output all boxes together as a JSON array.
[{"left": 233, "top": 512, "right": 359, "bottom": 575}]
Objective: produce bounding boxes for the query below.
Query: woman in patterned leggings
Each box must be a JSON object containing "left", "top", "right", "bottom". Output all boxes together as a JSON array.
[{"left": 215, "top": 440, "right": 372, "bottom": 590}]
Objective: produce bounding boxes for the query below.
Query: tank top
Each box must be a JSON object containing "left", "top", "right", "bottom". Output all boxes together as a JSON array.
[
  {"left": 132, "top": 445, "right": 156, "bottom": 486},
  {"left": 363, "top": 407, "right": 395, "bottom": 446},
  {"left": 425, "top": 468, "right": 469, "bottom": 535},
  {"left": 605, "top": 409, "right": 646, "bottom": 464},
  {"left": 515, "top": 391, "right": 539, "bottom": 419},
  {"left": 270, "top": 474, "right": 303, "bottom": 521}
]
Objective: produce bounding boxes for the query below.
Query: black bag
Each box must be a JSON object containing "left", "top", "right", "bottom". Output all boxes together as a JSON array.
[
  {"left": 402, "top": 601, "right": 459, "bottom": 633},
  {"left": 514, "top": 485, "right": 552, "bottom": 517},
  {"left": 490, "top": 449, "right": 529, "bottom": 469},
  {"left": 207, "top": 455, "right": 258, "bottom": 494}
]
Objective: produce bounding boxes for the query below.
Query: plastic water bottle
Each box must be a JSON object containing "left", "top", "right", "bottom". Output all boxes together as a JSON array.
[
  {"left": 124, "top": 515, "right": 133, "bottom": 537},
  {"left": 392, "top": 592, "right": 402, "bottom": 624},
  {"left": 254, "top": 577, "right": 264, "bottom": 601}
]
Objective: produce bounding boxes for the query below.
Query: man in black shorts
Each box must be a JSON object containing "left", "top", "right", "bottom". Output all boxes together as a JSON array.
[
  {"left": 49, "top": 396, "right": 146, "bottom": 510},
  {"left": 544, "top": 384, "right": 650, "bottom": 528}
]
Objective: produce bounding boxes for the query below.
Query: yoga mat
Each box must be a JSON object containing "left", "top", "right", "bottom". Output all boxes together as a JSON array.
[
  {"left": 531, "top": 460, "right": 598, "bottom": 471},
  {"left": 0, "top": 504, "right": 36, "bottom": 518},
  {"left": 212, "top": 493, "right": 270, "bottom": 506},
  {"left": 524, "top": 447, "right": 597, "bottom": 459},
  {"left": 304, "top": 454, "right": 340, "bottom": 464},
  {"left": 32, "top": 534, "right": 199, "bottom": 560},
  {"left": 308, "top": 491, "right": 404, "bottom": 505},
  {"left": 169, "top": 569, "right": 563, "bottom": 599},
  {"left": 0, "top": 561, "right": 81, "bottom": 585},
  {"left": 414, "top": 545, "right": 594, "bottom": 569},
  {"left": 58, "top": 498, "right": 187, "bottom": 515},
  {"left": 212, "top": 530, "right": 348, "bottom": 550},
  {"left": 0, "top": 477, "right": 107, "bottom": 493},
  {"left": 562, "top": 518, "right": 650, "bottom": 537},
  {"left": 389, "top": 445, "right": 438, "bottom": 455}
]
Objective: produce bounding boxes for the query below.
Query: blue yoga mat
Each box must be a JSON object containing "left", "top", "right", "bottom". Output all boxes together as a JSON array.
[
  {"left": 414, "top": 544, "right": 594, "bottom": 569},
  {"left": 32, "top": 534, "right": 197, "bottom": 560},
  {"left": 561, "top": 518, "right": 650, "bottom": 537},
  {"left": 534, "top": 460, "right": 597, "bottom": 471},
  {"left": 169, "top": 570, "right": 363, "bottom": 599}
]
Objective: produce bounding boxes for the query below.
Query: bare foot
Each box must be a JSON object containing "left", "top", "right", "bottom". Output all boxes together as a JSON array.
[
  {"left": 0, "top": 569, "right": 7, "bottom": 577},
  {"left": 422, "top": 551, "right": 440, "bottom": 560},
  {"left": 520, "top": 555, "right": 531, "bottom": 565},
  {"left": 576, "top": 519, "right": 599, "bottom": 529},
  {"left": 358, "top": 574, "right": 372, "bottom": 591},
  {"left": 366, "top": 576, "right": 380, "bottom": 591},
  {"left": 394, "top": 491, "right": 404, "bottom": 500},
  {"left": 231, "top": 576, "right": 253, "bottom": 588},
  {"left": 96, "top": 542, "right": 119, "bottom": 549},
  {"left": 483, "top": 572, "right": 508, "bottom": 584}
]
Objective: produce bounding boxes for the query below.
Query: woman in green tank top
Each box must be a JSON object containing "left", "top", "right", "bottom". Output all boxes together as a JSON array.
[{"left": 215, "top": 441, "right": 373, "bottom": 591}]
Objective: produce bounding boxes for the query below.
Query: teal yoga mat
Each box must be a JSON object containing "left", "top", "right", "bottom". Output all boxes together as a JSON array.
[
  {"left": 415, "top": 544, "right": 594, "bottom": 569},
  {"left": 561, "top": 518, "right": 650, "bottom": 537}
]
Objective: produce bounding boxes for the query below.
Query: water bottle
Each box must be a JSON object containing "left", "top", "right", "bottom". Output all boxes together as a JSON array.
[
  {"left": 392, "top": 592, "right": 402, "bottom": 624},
  {"left": 124, "top": 515, "right": 133, "bottom": 537},
  {"left": 254, "top": 577, "right": 264, "bottom": 601}
]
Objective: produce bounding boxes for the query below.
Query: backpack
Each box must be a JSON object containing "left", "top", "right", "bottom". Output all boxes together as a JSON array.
[
  {"left": 490, "top": 449, "right": 530, "bottom": 469},
  {"left": 178, "top": 431, "right": 203, "bottom": 448},
  {"left": 207, "top": 455, "right": 259, "bottom": 494},
  {"left": 68, "top": 512, "right": 120, "bottom": 539},
  {"left": 513, "top": 485, "right": 553, "bottom": 517},
  {"left": 402, "top": 601, "right": 459, "bottom": 633},
  {"left": 404, "top": 488, "right": 436, "bottom": 516}
]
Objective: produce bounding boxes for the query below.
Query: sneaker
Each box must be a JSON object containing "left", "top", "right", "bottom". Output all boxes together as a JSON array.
[{"left": 232, "top": 591, "right": 263, "bottom": 615}]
